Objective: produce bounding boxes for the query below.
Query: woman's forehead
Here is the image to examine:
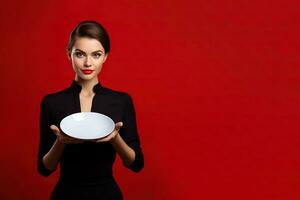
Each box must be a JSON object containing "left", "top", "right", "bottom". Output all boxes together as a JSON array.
[{"left": 73, "top": 37, "right": 105, "bottom": 52}]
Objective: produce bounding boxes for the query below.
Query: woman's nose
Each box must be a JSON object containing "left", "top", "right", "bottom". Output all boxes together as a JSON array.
[{"left": 84, "top": 56, "right": 92, "bottom": 67}]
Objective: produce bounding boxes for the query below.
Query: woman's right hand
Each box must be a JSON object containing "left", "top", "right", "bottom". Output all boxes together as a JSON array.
[{"left": 50, "top": 125, "right": 84, "bottom": 144}]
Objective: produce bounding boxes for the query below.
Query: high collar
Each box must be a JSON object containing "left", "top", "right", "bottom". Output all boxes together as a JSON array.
[{"left": 70, "top": 80, "right": 103, "bottom": 94}]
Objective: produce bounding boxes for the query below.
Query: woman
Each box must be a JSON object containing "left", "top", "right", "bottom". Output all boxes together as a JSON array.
[{"left": 37, "top": 20, "right": 144, "bottom": 200}]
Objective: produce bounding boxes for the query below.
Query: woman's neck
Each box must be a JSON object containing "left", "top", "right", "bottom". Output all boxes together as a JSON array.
[{"left": 75, "top": 77, "right": 98, "bottom": 96}]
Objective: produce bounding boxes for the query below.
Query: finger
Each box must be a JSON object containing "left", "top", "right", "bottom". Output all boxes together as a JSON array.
[
  {"left": 95, "top": 135, "right": 110, "bottom": 143},
  {"left": 50, "top": 125, "right": 61, "bottom": 137},
  {"left": 115, "top": 122, "right": 123, "bottom": 131},
  {"left": 95, "top": 137, "right": 108, "bottom": 143},
  {"left": 69, "top": 136, "right": 84, "bottom": 143},
  {"left": 50, "top": 125, "right": 60, "bottom": 133},
  {"left": 63, "top": 138, "right": 83, "bottom": 144},
  {"left": 71, "top": 139, "right": 84, "bottom": 143},
  {"left": 116, "top": 122, "right": 123, "bottom": 127},
  {"left": 68, "top": 140, "right": 84, "bottom": 144},
  {"left": 96, "top": 138, "right": 107, "bottom": 143},
  {"left": 64, "top": 136, "right": 83, "bottom": 143},
  {"left": 94, "top": 123, "right": 121, "bottom": 143}
]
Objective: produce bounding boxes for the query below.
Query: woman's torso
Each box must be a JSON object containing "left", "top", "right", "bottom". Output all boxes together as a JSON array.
[{"left": 46, "top": 81, "right": 128, "bottom": 199}]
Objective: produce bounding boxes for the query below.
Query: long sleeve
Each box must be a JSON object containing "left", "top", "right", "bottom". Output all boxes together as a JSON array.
[
  {"left": 120, "top": 94, "right": 144, "bottom": 173},
  {"left": 37, "top": 95, "right": 57, "bottom": 177}
]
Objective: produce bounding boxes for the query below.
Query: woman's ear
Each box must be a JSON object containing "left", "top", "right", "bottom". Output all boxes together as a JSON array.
[
  {"left": 67, "top": 52, "right": 71, "bottom": 60},
  {"left": 103, "top": 53, "right": 109, "bottom": 63}
]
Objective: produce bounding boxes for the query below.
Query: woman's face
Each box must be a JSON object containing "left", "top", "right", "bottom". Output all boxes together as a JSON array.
[{"left": 69, "top": 37, "right": 108, "bottom": 81}]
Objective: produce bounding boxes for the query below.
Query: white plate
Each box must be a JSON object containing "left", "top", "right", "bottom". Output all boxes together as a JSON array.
[{"left": 59, "top": 112, "right": 115, "bottom": 140}]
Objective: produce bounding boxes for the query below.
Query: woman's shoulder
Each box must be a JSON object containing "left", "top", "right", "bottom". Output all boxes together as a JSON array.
[
  {"left": 40, "top": 87, "right": 73, "bottom": 107},
  {"left": 41, "top": 86, "right": 133, "bottom": 106},
  {"left": 101, "top": 86, "right": 134, "bottom": 105},
  {"left": 102, "top": 86, "right": 131, "bottom": 98}
]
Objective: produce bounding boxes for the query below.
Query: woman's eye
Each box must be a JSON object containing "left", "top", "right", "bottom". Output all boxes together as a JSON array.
[
  {"left": 75, "top": 52, "right": 84, "bottom": 57},
  {"left": 94, "top": 53, "right": 101, "bottom": 58}
]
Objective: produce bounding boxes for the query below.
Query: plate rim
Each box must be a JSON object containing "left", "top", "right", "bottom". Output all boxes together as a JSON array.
[{"left": 59, "top": 112, "right": 115, "bottom": 140}]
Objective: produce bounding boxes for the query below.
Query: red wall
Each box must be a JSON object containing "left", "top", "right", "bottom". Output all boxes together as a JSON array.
[{"left": 0, "top": 0, "right": 299, "bottom": 199}]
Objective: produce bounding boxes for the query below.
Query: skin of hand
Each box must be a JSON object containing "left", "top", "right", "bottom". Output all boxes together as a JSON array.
[
  {"left": 47, "top": 121, "right": 135, "bottom": 168},
  {"left": 49, "top": 122, "right": 123, "bottom": 144},
  {"left": 93, "top": 122, "right": 123, "bottom": 143},
  {"left": 50, "top": 125, "right": 85, "bottom": 144}
]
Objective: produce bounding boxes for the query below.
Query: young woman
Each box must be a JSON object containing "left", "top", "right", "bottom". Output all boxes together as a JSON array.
[{"left": 37, "top": 20, "right": 144, "bottom": 200}]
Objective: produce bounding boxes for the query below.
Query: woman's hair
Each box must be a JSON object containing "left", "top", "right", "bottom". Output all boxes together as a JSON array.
[{"left": 66, "top": 20, "right": 110, "bottom": 57}]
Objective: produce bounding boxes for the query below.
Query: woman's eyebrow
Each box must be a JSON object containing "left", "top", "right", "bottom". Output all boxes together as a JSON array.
[{"left": 75, "top": 48, "right": 103, "bottom": 53}]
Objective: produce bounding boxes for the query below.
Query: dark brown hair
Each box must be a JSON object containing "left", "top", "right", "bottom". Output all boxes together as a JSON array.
[{"left": 66, "top": 20, "right": 110, "bottom": 57}]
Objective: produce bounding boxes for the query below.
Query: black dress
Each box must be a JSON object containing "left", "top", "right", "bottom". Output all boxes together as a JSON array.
[{"left": 37, "top": 80, "right": 144, "bottom": 200}]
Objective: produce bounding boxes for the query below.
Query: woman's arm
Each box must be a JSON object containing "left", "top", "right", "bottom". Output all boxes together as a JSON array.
[
  {"left": 94, "top": 122, "right": 137, "bottom": 167},
  {"left": 38, "top": 95, "right": 57, "bottom": 177},
  {"left": 38, "top": 95, "right": 83, "bottom": 177},
  {"left": 110, "top": 131, "right": 136, "bottom": 166},
  {"left": 43, "top": 125, "right": 84, "bottom": 171},
  {"left": 42, "top": 138, "right": 65, "bottom": 171},
  {"left": 94, "top": 94, "right": 144, "bottom": 172},
  {"left": 114, "top": 94, "right": 144, "bottom": 172}
]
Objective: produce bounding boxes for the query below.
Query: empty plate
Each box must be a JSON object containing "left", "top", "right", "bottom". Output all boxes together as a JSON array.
[{"left": 59, "top": 112, "right": 115, "bottom": 140}]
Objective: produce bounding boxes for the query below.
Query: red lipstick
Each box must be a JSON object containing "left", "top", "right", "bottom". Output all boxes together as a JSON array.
[{"left": 81, "top": 69, "right": 94, "bottom": 74}]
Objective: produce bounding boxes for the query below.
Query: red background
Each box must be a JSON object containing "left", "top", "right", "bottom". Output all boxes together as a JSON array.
[{"left": 0, "top": 0, "right": 299, "bottom": 199}]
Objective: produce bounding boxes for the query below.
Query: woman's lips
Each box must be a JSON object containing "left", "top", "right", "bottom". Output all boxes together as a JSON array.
[{"left": 81, "top": 69, "right": 94, "bottom": 74}]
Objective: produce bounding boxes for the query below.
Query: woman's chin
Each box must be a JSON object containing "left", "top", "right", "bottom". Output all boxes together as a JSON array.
[{"left": 76, "top": 74, "right": 97, "bottom": 81}]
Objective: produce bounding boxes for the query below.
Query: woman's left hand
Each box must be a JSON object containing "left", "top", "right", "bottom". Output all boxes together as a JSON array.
[{"left": 93, "top": 122, "right": 123, "bottom": 143}]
